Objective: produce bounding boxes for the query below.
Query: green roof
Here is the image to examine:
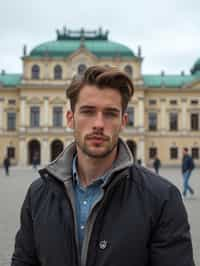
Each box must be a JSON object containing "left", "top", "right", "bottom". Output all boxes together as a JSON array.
[
  {"left": 143, "top": 74, "right": 195, "bottom": 88},
  {"left": 30, "top": 40, "right": 135, "bottom": 58},
  {"left": 0, "top": 74, "right": 22, "bottom": 87}
]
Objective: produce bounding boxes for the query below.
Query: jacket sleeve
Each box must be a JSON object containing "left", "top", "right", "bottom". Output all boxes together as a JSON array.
[
  {"left": 150, "top": 186, "right": 195, "bottom": 266},
  {"left": 11, "top": 187, "right": 40, "bottom": 266}
]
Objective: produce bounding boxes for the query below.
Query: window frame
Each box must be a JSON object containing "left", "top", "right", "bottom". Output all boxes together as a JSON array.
[
  {"left": 53, "top": 106, "right": 63, "bottom": 128},
  {"left": 169, "top": 112, "right": 178, "bottom": 131},
  {"left": 126, "top": 106, "right": 134, "bottom": 127},
  {"left": 148, "top": 112, "right": 157, "bottom": 131},
  {"left": 7, "top": 112, "right": 16, "bottom": 131},
  {"left": 31, "top": 64, "right": 40, "bottom": 80},
  {"left": 54, "top": 65, "right": 63, "bottom": 80},
  {"left": 170, "top": 147, "right": 178, "bottom": 159},
  {"left": 30, "top": 106, "right": 40, "bottom": 128}
]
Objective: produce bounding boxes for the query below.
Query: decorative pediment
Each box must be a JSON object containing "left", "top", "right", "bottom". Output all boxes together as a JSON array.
[
  {"left": 50, "top": 97, "right": 66, "bottom": 105},
  {"left": 27, "top": 97, "right": 42, "bottom": 104},
  {"left": 69, "top": 48, "right": 97, "bottom": 63}
]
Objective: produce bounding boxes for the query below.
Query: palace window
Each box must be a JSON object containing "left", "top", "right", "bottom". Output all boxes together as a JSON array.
[
  {"left": 126, "top": 106, "right": 134, "bottom": 127},
  {"left": 54, "top": 65, "right": 62, "bottom": 80},
  {"left": 170, "top": 100, "right": 177, "bottom": 105},
  {"left": 149, "top": 147, "right": 157, "bottom": 159},
  {"left": 7, "top": 112, "right": 16, "bottom": 131},
  {"left": 32, "top": 65, "right": 40, "bottom": 80},
  {"left": 149, "top": 99, "right": 157, "bottom": 105},
  {"left": 191, "top": 147, "right": 199, "bottom": 159},
  {"left": 53, "top": 107, "right": 63, "bottom": 127},
  {"left": 190, "top": 113, "right": 199, "bottom": 131},
  {"left": 169, "top": 112, "right": 178, "bottom": 131},
  {"left": 191, "top": 100, "right": 198, "bottom": 105},
  {"left": 30, "top": 106, "right": 40, "bottom": 128},
  {"left": 7, "top": 147, "right": 15, "bottom": 159},
  {"left": 124, "top": 65, "right": 133, "bottom": 77},
  {"left": 78, "top": 64, "right": 87, "bottom": 76},
  {"left": 8, "top": 99, "right": 16, "bottom": 105},
  {"left": 148, "top": 112, "right": 157, "bottom": 131},
  {"left": 170, "top": 147, "right": 178, "bottom": 159}
]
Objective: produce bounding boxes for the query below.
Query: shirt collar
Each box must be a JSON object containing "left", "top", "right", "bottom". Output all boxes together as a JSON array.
[{"left": 72, "top": 154, "right": 109, "bottom": 187}]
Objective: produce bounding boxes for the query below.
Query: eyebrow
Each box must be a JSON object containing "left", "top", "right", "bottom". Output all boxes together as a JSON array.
[{"left": 79, "top": 105, "right": 120, "bottom": 113}]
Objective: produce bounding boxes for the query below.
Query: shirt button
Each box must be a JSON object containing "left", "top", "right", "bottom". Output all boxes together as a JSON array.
[
  {"left": 83, "top": 200, "right": 87, "bottom": 205},
  {"left": 80, "top": 225, "right": 85, "bottom": 230},
  {"left": 99, "top": 240, "right": 107, "bottom": 250}
]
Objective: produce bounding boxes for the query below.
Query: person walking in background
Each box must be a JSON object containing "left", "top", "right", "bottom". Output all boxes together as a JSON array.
[
  {"left": 32, "top": 153, "right": 39, "bottom": 170},
  {"left": 153, "top": 155, "right": 161, "bottom": 174},
  {"left": 182, "top": 147, "right": 195, "bottom": 197},
  {"left": 3, "top": 156, "right": 10, "bottom": 176}
]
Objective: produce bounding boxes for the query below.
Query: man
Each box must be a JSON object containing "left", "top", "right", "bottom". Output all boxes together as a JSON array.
[
  {"left": 3, "top": 156, "right": 10, "bottom": 176},
  {"left": 153, "top": 155, "right": 161, "bottom": 174},
  {"left": 182, "top": 147, "right": 195, "bottom": 197},
  {"left": 12, "top": 66, "right": 195, "bottom": 266}
]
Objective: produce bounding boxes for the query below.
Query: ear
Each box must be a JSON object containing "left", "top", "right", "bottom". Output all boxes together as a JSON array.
[
  {"left": 66, "top": 110, "right": 74, "bottom": 129},
  {"left": 121, "top": 112, "right": 128, "bottom": 131}
]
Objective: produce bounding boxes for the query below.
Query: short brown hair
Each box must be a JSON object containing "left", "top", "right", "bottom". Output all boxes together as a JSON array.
[{"left": 66, "top": 65, "right": 134, "bottom": 113}]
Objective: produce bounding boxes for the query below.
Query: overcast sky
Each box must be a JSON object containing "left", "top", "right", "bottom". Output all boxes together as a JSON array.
[{"left": 1, "top": 0, "right": 200, "bottom": 75}]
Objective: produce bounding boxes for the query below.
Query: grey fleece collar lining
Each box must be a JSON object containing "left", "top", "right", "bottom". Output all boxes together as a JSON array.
[{"left": 42, "top": 138, "right": 134, "bottom": 185}]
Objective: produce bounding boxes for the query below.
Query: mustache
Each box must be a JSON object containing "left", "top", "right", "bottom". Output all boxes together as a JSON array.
[{"left": 86, "top": 133, "right": 110, "bottom": 140}]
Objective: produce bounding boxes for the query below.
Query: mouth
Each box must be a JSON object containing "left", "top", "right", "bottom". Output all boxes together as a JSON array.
[{"left": 86, "top": 135, "right": 108, "bottom": 144}]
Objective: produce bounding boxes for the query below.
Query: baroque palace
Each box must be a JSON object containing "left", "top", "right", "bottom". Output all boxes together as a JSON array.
[{"left": 0, "top": 27, "right": 200, "bottom": 167}]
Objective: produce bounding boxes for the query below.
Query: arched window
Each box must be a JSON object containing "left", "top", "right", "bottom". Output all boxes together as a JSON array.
[
  {"left": 124, "top": 65, "right": 133, "bottom": 77},
  {"left": 54, "top": 65, "right": 62, "bottom": 80},
  {"left": 78, "top": 64, "right": 87, "bottom": 76},
  {"left": 32, "top": 65, "right": 40, "bottom": 80}
]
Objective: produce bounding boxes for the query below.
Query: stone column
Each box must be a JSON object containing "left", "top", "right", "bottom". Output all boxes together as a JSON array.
[
  {"left": 19, "top": 137, "right": 27, "bottom": 166},
  {"left": 138, "top": 97, "right": 144, "bottom": 132},
  {"left": 20, "top": 96, "right": 26, "bottom": 129},
  {"left": 160, "top": 98, "right": 167, "bottom": 131},
  {"left": 181, "top": 98, "right": 187, "bottom": 132},
  {"left": 41, "top": 137, "right": 50, "bottom": 166},
  {"left": 0, "top": 98, "right": 4, "bottom": 133},
  {"left": 44, "top": 63, "right": 49, "bottom": 80},
  {"left": 43, "top": 96, "right": 49, "bottom": 130},
  {"left": 137, "top": 137, "right": 145, "bottom": 166}
]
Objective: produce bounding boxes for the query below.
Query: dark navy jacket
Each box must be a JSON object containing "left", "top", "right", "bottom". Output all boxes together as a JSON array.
[{"left": 11, "top": 140, "right": 195, "bottom": 266}]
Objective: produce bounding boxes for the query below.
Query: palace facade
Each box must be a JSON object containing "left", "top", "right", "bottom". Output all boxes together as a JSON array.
[{"left": 0, "top": 27, "right": 200, "bottom": 166}]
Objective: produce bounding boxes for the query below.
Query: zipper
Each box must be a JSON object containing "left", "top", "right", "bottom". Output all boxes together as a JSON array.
[{"left": 81, "top": 171, "right": 129, "bottom": 266}]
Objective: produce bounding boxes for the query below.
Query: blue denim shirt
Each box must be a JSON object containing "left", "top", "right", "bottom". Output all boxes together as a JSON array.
[{"left": 72, "top": 156, "right": 109, "bottom": 249}]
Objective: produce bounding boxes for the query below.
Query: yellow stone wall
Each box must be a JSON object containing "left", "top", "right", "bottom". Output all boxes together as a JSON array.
[{"left": 0, "top": 49, "right": 199, "bottom": 167}]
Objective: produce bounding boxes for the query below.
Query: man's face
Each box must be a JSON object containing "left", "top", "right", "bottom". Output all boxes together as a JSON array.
[
  {"left": 183, "top": 149, "right": 187, "bottom": 156},
  {"left": 67, "top": 85, "right": 127, "bottom": 158}
]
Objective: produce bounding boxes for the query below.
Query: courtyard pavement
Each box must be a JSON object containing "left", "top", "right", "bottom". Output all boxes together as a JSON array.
[{"left": 0, "top": 166, "right": 199, "bottom": 266}]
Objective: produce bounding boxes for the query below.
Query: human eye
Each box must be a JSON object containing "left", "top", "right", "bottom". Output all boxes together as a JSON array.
[{"left": 104, "top": 110, "right": 118, "bottom": 118}]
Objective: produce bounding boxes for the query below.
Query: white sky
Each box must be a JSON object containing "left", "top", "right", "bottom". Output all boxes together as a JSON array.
[{"left": 0, "top": 0, "right": 200, "bottom": 75}]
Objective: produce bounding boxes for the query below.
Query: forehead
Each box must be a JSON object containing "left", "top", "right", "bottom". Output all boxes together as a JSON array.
[{"left": 76, "top": 85, "right": 122, "bottom": 108}]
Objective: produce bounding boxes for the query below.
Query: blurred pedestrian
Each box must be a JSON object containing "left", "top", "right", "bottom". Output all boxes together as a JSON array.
[
  {"left": 153, "top": 156, "right": 161, "bottom": 174},
  {"left": 181, "top": 147, "right": 195, "bottom": 197},
  {"left": 32, "top": 153, "right": 39, "bottom": 170},
  {"left": 137, "top": 159, "right": 142, "bottom": 165},
  {"left": 3, "top": 156, "right": 10, "bottom": 176}
]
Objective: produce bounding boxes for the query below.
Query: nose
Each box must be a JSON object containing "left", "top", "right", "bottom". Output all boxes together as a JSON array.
[{"left": 93, "top": 112, "right": 104, "bottom": 130}]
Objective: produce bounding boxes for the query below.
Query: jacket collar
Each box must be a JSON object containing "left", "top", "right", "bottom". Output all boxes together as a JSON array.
[{"left": 40, "top": 138, "right": 134, "bottom": 185}]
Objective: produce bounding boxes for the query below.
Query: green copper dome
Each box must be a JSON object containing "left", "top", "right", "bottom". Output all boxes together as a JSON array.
[{"left": 29, "top": 28, "right": 136, "bottom": 59}]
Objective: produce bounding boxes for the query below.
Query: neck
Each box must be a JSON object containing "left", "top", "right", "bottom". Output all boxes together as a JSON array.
[{"left": 76, "top": 147, "right": 117, "bottom": 187}]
